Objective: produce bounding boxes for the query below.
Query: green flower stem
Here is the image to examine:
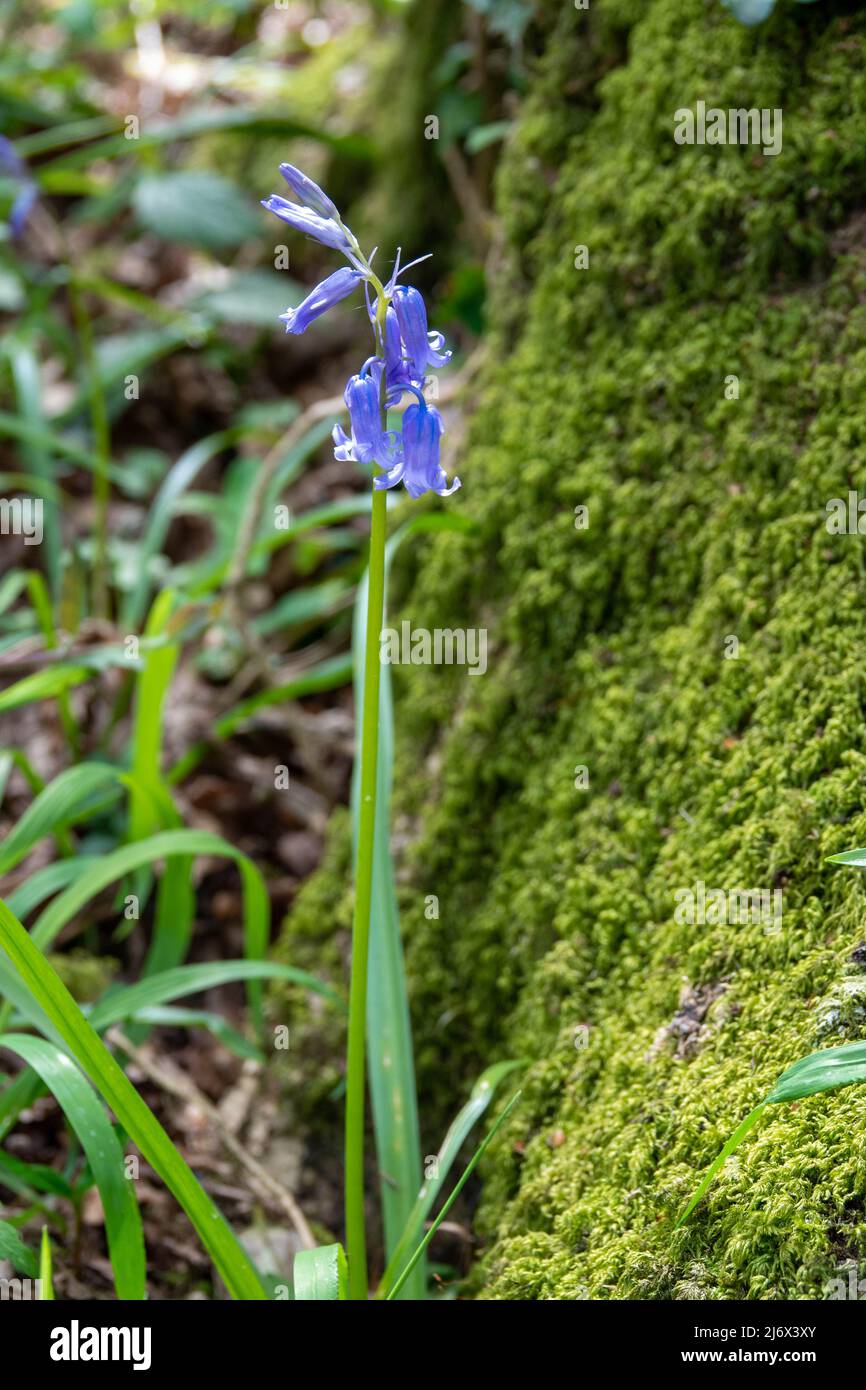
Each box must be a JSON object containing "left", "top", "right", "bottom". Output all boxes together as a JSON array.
[{"left": 345, "top": 479, "right": 388, "bottom": 1301}]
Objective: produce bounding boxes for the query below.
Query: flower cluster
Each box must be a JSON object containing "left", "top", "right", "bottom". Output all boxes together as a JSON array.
[{"left": 263, "top": 164, "right": 459, "bottom": 500}]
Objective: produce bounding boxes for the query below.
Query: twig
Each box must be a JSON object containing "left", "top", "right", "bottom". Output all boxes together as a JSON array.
[{"left": 107, "top": 1027, "right": 316, "bottom": 1251}]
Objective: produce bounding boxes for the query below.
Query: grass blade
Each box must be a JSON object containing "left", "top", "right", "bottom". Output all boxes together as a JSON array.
[
  {"left": 386, "top": 1091, "right": 522, "bottom": 1301},
  {"left": 0, "top": 1032, "right": 145, "bottom": 1299},
  {"left": 5, "top": 856, "right": 101, "bottom": 920},
  {"left": 0, "top": 1218, "right": 38, "bottom": 1278},
  {"left": 39, "top": 1226, "right": 54, "bottom": 1299},
  {"left": 0, "top": 763, "right": 124, "bottom": 876},
  {"left": 675, "top": 1104, "right": 767, "bottom": 1227},
  {"left": 378, "top": 1059, "right": 526, "bottom": 1297},
  {"left": 5, "top": 342, "right": 61, "bottom": 599},
  {"left": 353, "top": 512, "right": 477, "bottom": 1299},
  {"left": 88, "top": 959, "right": 344, "bottom": 1029},
  {"left": 0, "top": 896, "right": 267, "bottom": 1299},
  {"left": 293, "top": 1242, "right": 348, "bottom": 1300},
  {"left": 0, "top": 667, "right": 91, "bottom": 716},
  {"left": 128, "top": 590, "right": 180, "bottom": 844},
  {"left": 28, "top": 829, "right": 270, "bottom": 1025}
]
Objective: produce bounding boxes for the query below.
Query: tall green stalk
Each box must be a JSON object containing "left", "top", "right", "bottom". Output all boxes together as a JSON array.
[{"left": 345, "top": 480, "right": 388, "bottom": 1301}]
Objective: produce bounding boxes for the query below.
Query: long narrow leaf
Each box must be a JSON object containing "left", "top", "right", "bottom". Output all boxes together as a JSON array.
[
  {"left": 39, "top": 1227, "right": 54, "bottom": 1300},
  {"left": 353, "top": 511, "right": 476, "bottom": 1298},
  {"left": 89, "top": 959, "right": 343, "bottom": 1029},
  {"left": 676, "top": 1104, "right": 768, "bottom": 1227},
  {"left": 0, "top": 1218, "right": 38, "bottom": 1278},
  {"left": 0, "top": 667, "right": 91, "bottom": 716},
  {"left": 386, "top": 1091, "right": 522, "bottom": 1300},
  {"left": 0, "top": 896, "right": 267, "bottom": 1299},
  {"left": 29, "top": 830, "right": 270, "bottom": 1025},
  {"left": 0, "top": 763, "right": 124, "bottom": 876},
  {"left": 0, "top": 1032, "right": 145, "bottom": 1299},
  {"left": 293, "top": 1242, "right": 348, "bottom": 1300},
  {"left": 378, "top": 1059, "right": 526, "bottom": 1297}
]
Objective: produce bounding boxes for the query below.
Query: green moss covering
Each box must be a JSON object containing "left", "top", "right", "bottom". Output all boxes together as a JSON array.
[{"left": 280, "top": 0, "right": 866, "bottom": 1298}]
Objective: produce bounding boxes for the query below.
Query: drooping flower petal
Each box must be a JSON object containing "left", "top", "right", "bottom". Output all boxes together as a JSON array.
[
  {"left": 279, "top": 267, "right": 363, "bottom": 334},
  {"left": 262, "top": 194, "right": 352, "bottom": 253},
  {"left": 396, "top": 401, "right": 459, "bottom": 499},
  {"left": 384, "top": 305, "right": 411, "bottom": 391},
  {"left": 278, "top": 162, "right": 340, "bottom": 221},
  {"left": 333, "top": 363, "right": 400, "bottom": 468},
  {"left": 392, "top": 285, "right": 452, "bottom": 384}
]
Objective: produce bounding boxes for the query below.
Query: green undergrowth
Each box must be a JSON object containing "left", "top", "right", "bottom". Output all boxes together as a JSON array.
[{"left": 277, "top": 0, "right": 866, "bottom": 1297}]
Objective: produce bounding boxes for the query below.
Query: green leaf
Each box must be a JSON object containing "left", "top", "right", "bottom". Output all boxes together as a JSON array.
[
  {"left": 293, "top": 1242, "right": 348, "bottom": 1300},
  {"left": 0, "top": 896, "right": 267, "bottom": 1299},
  {"left": 88, "top": 959, "right": 344, "bottom": 1030},
  {"left": 0, "top": 1148, "right": 74, "bottom": 1200},
  {"left": 0, "top": 666, "right": 91, "bottom": 716},
  {"left": 0, "top": 1217, "right": 38, "bottom": 1278},
  {"left": 0, "top": 951, "right": 65, "bottom": 1046},
  {"left": 128, "top": 1007, "right": 264, "bottom": 1062},
  {"left": 354, "top": 511, "right": 477, "bottom": 1299},
  {"left": 827, "top": 848, "right": 866, "bottom": 867},
  {"left": 465, "top": 119, "right": 512, "bottom": 154},
  {"left": 675, "top": 1104, "right": 767, "bottom": 1228},
  {"left": 678, "top": 1040, "right": 866, "bottom": 1224},
  {"left": 766, "top": 1040, "right": 866, "bottom": 1104},
  {"left": 5, "top": 342, "right": 61, "bottom": 598},
  {"left": 40, "top": 1226, "right": 54, "bottom": 1300},
  {"left": 29, "top": 828, "right": 265, "bottom": 955},
  {"left": 27, "top": 106, "right": 373, "bottom": 168},
  {"left": 5, "top": 857, "right": 100, "bottom": 920},
  {"left": 169, "top": 653, "right": 354, "bottom": 783},
  {"left": 129, "top": 590, "right": 179, "bottom": 844},
  {"left": 0, "top": 1033, "right": 145, "bottom": 1299},
  {"left": 133, "top": 172, "right": 262, "bottom": 250},
  {"left": 252, "top": 578, "right": 350, "bottom": 638},
  {"left": 0, "top": 762, "right": 124, "bottom": 876},
  {"left": 378, "top": 1059, "right": 526, "bottom": 1297},
  {"left": 386, "top": 1091, "right": 523, "bottom": 1301}
]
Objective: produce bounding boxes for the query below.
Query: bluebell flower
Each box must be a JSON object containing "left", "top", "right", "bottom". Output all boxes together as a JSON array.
[
  {"left": 262, "top": 194, "right": 354, "bottom": 254},
  {"left": 375, "top": 397, "right": 459, "bottom": 500},
  {"left": 384, "top": 305, "right": 412, "bottom": 391},
  {"left": 333, "top": 362, "right": 400, "bottom": 468},
  {"left": 264, "top": 163, "right": 460, "bottom": 499},
  {"left": 391, "top": 285, "right": 451, "bottom": 383},
  {"left": 278, "top": 162, "right": 340, "bottom": 221},
  {"left": 0, "top": 136, "right": 37, "bottom": 239},
  {"left": 279, "top": 266, "right": 364, "bottom": 334}
]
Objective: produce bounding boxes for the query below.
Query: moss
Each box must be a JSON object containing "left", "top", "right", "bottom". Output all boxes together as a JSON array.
[
  {"left": 48, "top": 949, "right": 118, "bottom": 1003},
  {"left": 279, "top": 0, "right": 866, "bottom": 1297}
]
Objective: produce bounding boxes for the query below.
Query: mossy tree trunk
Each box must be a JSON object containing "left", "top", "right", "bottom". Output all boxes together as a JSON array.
[{"left": 282, "top": 0, "right": 866, "bottom": 1299}]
